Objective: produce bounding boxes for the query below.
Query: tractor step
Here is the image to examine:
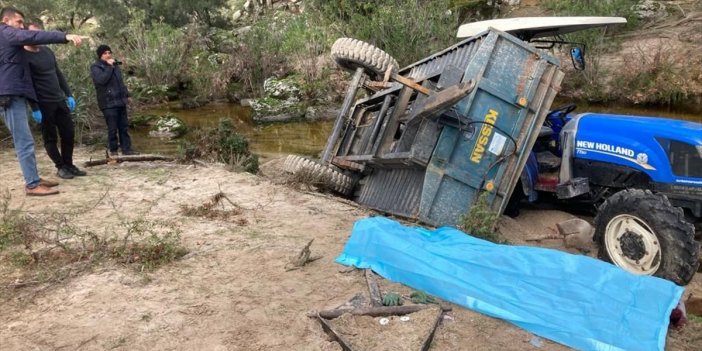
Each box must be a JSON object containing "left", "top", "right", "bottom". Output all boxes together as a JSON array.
[{"left": 557, "top": 177, "right": 590, "bottom": 199}]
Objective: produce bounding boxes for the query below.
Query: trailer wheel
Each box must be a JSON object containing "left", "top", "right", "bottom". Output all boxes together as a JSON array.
[
  {"left": 331, "top": 38, "right": 399, "bottom": 79},
  {"left": 594, "top": 189, "right": 699, "bottom": 285},
  {"left": 283, "top": 155, "right": 354, "bottom": 195}
]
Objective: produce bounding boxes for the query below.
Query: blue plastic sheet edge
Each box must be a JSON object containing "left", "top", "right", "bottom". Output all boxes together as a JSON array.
[{"left": 335, "top": 216, "right": 684, "bottom": 351}]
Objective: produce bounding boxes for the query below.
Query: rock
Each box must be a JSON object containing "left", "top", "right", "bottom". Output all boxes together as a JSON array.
[
  {"left": 556, "top": 218, "right": 593, "bottom": 236},
  {"left": 253, "top": 110, "right": 305, "bottom": 123},
  {"left": 232, "top": 10, "right": 242, "bottom": 21},
  {"left": 634, "top": 0, "right": 667, "bottom": 21},
  {"left": 250, "top": 96, "right": 303, "bottom": 116},
  {"left": 149, "top": 114, "right": 187, "bottom": 138},
  {"left": 558, "top": 218, "right": 594, "bottom": 253},
  {"left": 250, "top": 77, "right": 306, "bottom": 121},
  {"left": 243, "top": 0, "right": 252, "bottom": 10},
  {"left": 305, "top": 106, "right": 340, "bottom": 121},
  {"left": 263, "top": 77, "right": 302, "bottom": 100},
  {"left": 240, "top": 98, "right": 254, "bottom": 107}
]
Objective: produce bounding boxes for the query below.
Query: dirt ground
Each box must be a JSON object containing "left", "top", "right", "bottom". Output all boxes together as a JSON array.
[{"left": 0, "top": 148, "right": 700, "bottom": 350}]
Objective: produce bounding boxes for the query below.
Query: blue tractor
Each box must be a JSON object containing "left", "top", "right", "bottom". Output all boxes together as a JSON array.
[
  {"left": 513, "top": 105, "right": 702, "bottom": 285},
  {"left": 458, "top": 17, "right": 701, "bottom": 285}
]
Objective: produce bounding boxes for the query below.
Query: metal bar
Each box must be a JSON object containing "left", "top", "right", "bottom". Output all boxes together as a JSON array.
[
  {"left": 406, "top": 80, "right": 476, "bottom": 123},
  {"left": 331, "top": 157, "right": 365, "bottom": 172},
  {"left": 363, "top": 95, "right": 393, "bottom": 154},
  {"left": 321, "top": 67, "right": 365, "bottom": 164},
  {"left": 372, "top": 86, "right": 413, "bottom": 156},
  {"left": 391, "top": 72, "right": 432, "bottom": 96}
]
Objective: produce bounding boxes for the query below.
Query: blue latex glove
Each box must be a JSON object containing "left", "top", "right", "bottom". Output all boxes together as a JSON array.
[
  {"left": 31, "top": 110, "right": 42, "bottom": 123},
  {"left": 66, "top": 96, "right": 76, "bottom": 112}
]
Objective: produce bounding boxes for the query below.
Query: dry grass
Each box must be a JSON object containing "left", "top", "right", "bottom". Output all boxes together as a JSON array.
[{"left": 0, "top": 190, "right": 188, "bottom": 299}]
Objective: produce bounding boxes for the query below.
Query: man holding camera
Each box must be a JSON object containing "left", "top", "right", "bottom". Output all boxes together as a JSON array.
[
  {"left": 0, "top": 7, "right": 83, "bottom": 196},
  {"left": 90, "top": 44, "right": 137, "bottom": 156}
]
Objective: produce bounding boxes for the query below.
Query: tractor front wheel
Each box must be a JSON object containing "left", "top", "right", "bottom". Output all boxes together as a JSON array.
[{"left": 594, "top": 189, "right": 699, "bottom": 285}]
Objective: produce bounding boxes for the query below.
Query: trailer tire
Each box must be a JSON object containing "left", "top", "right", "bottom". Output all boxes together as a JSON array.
[
  {"left": 283, "top": 155, "right": 354, "bottom": 195},
  {"left": 331, "top": 38, "right": 399, "bottom": 79},
  {"left": 594, "top": 189, "right": 699, "bottom": 285}
]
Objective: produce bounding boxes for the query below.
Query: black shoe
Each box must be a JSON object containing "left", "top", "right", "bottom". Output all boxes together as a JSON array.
[
  {"left": 57, "top": 166, "right": 74, "bottom": 179},
  {"left": 67, "top": 165, "right": 87, "bottom": 176},
  {"left": 122, "top": 150, "right": 140, "bottom": 156}
]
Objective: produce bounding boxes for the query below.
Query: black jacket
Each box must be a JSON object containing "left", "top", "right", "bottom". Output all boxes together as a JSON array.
[
  {"left": 90, "top": 59, "right": 129, "bottom": 110},
  {"left": 26, "top": 46, "right": 71, "bottom": 103}
]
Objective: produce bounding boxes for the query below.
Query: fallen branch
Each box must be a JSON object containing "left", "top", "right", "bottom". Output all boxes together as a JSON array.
[
  {"left": 84, "top": 155, "right": 174, "bottom": 167},
  {"left": 365, "top": 270, "right": 383, "bottom": 307},
  {"left": 525, "top": 234, "right": 563, "bottom": 242},
  {"left": 310, "top": 304, "right": 451, "bottom": 319},
  {"left": 285, "top": 239, "right": 322, "bottom": 271}
]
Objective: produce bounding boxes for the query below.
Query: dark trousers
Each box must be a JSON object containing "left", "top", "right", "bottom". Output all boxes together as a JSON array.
[
  {"left": 103, "top": 106, "right": 132, "bottom": 152},
  {"left": 39, "top": 100, "right": 75, "bottom": 169}
]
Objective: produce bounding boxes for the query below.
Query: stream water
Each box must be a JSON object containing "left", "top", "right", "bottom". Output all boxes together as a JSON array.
[
  {"left": 131, "top": 103, "right": 332, "bottom": 161},
  {"left": 132, "top": 101, "right": 701, "bottom": 160}
]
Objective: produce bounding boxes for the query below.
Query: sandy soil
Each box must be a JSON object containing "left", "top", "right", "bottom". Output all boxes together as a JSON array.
[{"left": 0, "top": 148, "right": 700, "bottom": 350}]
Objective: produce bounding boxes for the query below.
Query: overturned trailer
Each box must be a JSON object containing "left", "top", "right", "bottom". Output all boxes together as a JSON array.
[{"left": 286, "top": 28, "right": 564, "bottom": 227}]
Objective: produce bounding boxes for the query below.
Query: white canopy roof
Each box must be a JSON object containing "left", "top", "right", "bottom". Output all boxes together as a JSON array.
[{"left": 456, "top": 16, "right": 627, "bottom": 40}]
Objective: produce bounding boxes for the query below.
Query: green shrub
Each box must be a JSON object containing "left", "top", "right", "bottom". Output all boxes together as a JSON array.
[
  {"left": 180, "top": 119, "right": 259, "bottom": 173},
  {"left": 458, "top": 192, "right": 502, "bottom": 243}
]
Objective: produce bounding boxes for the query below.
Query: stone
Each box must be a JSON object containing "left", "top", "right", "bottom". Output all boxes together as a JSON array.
[
  {"left": 253, "top": 111, "right": 306, "bottom": 123},
  {"left": 232, "top": 10, "right": 242, "bottom": 21},
  {"left": 556, "top": 218, "right": 593, "bottom": 236},
  {"left": 634, "top": 0, "right": 667, "bottom": 21},
  {"left": 149, "top": 115, "right": 187, "bottom": 138},
  {"left": 263, "top": 77, "right": 302, "bottom": 100},
  {"left": 558, "top": 218, "right": 595, "bottom": 253}
]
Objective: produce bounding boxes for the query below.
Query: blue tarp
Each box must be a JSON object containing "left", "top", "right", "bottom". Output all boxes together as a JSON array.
[{"left": 336, "top": 216, "right": 684, "bottom": 351}]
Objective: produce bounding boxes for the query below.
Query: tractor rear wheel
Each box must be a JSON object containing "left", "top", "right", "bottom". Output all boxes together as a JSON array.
[
  {"left": 594, "top": 189, "right": 699, "bottom": 285},
  {"left": 283, "top": 155, "right": 354, "bottom": 195},
  {"left": 331, "top": 38, "right": 399, "bottom": 80}
]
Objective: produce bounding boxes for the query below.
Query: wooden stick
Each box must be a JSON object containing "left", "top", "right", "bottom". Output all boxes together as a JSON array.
[
  {"left": 311, "top": 304, "right": 451, "bottom": 319},
  {"left": 365, "top": 270, "right": 383, "bottom": 307},
  {"left": 421, "top": 309, "right": 445, "bottom": 351},
  {"left": 84, "top": 155, "right": 174, "bottom": 167},
  {"left": 316, "top": 315, "right": 357, "bottom": 351}
]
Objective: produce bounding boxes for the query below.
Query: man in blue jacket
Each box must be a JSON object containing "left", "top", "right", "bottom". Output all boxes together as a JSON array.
[
  {"left": 0, "top": 7, "right": 83, "bottom": 196},
  {"left": 91, "top": 44, "right": 137, "bottom": 156}
]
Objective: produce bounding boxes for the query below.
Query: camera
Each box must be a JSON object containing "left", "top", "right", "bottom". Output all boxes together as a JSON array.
[{"left": 113, "top": 60, "right": 123, "bottom": 65}]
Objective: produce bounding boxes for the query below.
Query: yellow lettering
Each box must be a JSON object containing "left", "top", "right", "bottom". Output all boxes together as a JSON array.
[{"left": 470, "top": 109, "right": 499, "bottom": 163}]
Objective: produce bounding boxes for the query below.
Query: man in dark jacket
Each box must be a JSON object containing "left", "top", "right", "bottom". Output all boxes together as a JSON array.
[
  {"left": 0, "top": 7, "right": 83, "bottom": 196},
  {"left": 25, "top": 23, "right": 87, "bottom": 179},
  {"left": 90, "top": 44, "right": 137, "bottom": 156}
]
